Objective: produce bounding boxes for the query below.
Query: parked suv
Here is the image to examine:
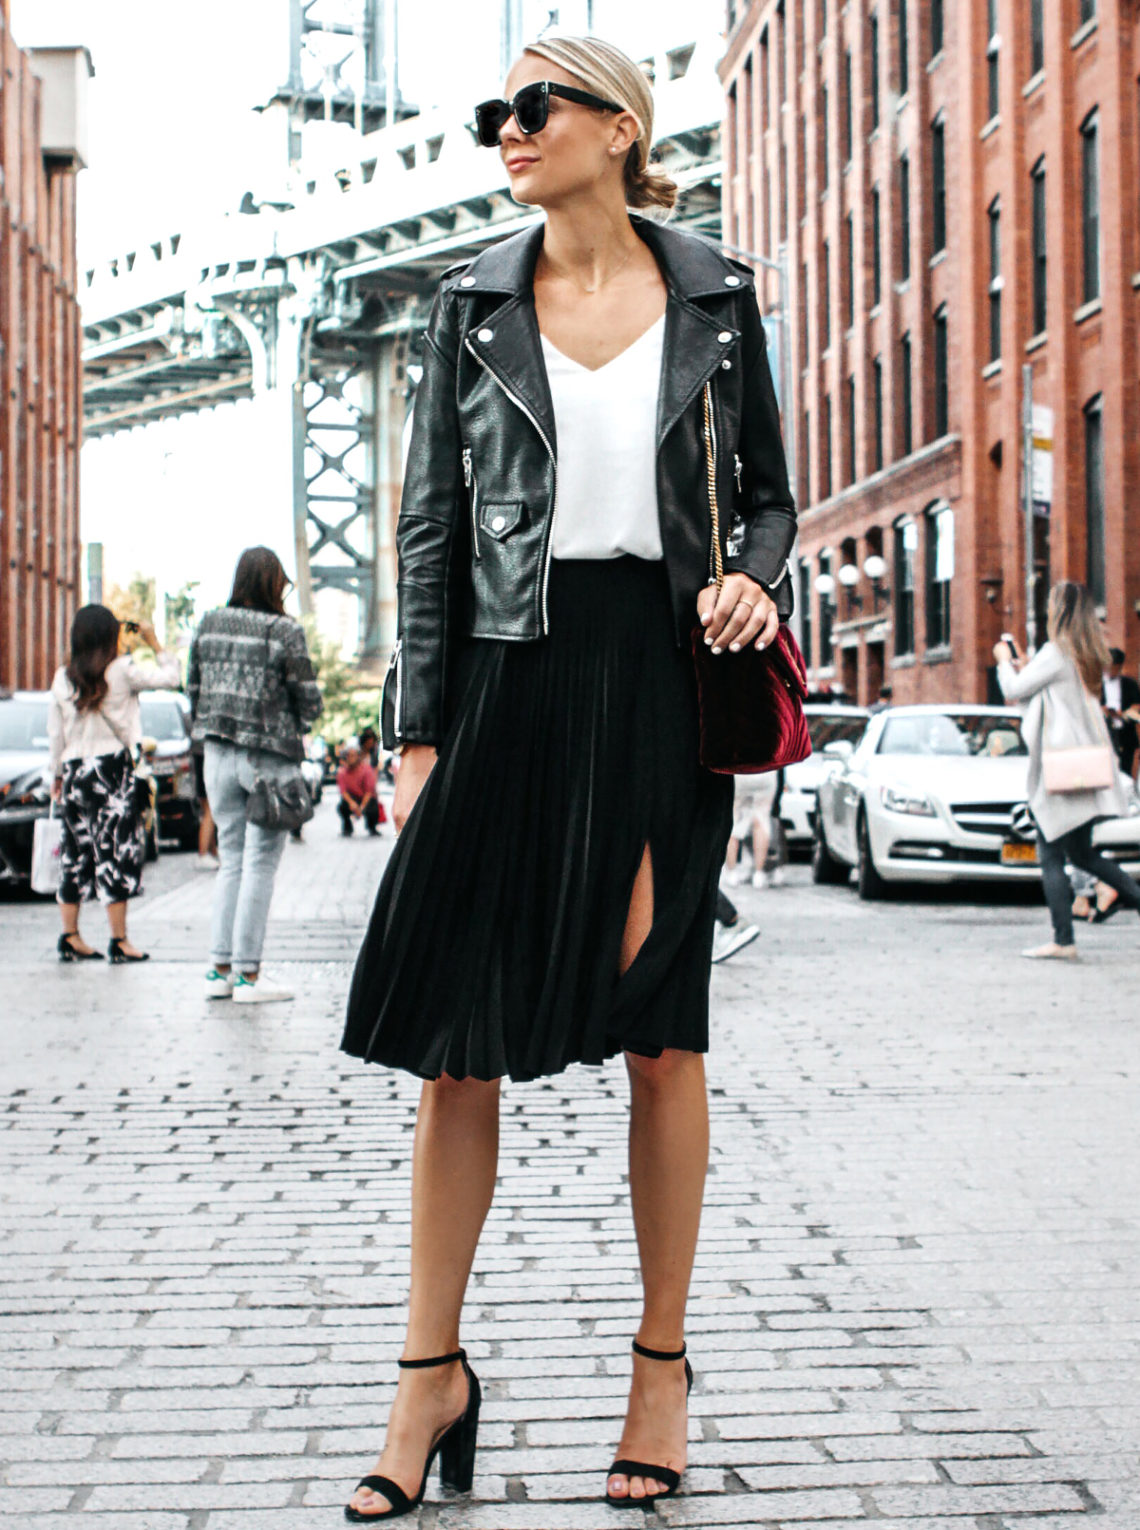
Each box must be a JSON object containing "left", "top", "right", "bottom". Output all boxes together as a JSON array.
[
  {"left": 0, "top": 690, "right": 52, "bottom": 887},
  {"left": 138, "top": 691, "right": 200, "bottom": 850}
]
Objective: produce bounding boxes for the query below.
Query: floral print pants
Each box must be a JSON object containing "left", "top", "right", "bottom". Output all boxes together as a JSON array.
[{"left": 57, "top": 749, "right": 144, "bottom": 905}]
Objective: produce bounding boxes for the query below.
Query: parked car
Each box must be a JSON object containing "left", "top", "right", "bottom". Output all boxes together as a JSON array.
[
  {"left": 138, "top": 691, "right": 199, "bottom": 851},
  {"left": 780, "top": 704, "right": 871, "bottom": 848},
  {"left": 812, "top": 704, "right": 1140, "bottom": 898},
  {"left": 0, "top": 690, "right": 53, "bottom": 887}
]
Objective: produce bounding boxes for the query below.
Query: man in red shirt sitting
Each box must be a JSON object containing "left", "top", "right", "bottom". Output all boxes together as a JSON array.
[{"left": 337, "top": 738, "right": 385, "bottom": 837}]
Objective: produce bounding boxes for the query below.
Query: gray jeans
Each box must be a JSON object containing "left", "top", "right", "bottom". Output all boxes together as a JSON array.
[{"left": 204, "top": 740, "right": 289, "bottom": 972}]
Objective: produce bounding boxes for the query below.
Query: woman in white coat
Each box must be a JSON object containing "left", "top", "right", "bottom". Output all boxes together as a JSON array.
[{"left": 996, "top": 581, "right": 1140, "bottom": 958}]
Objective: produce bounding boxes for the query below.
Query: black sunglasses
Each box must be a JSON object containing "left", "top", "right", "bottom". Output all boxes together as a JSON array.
[{"left": 474, "top": 80, "right": 624, "bottom": 148}]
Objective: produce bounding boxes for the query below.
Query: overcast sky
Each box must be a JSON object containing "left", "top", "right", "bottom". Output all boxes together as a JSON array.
[{"left": 11, "top": 0, "right": 715, "bottom": 645}]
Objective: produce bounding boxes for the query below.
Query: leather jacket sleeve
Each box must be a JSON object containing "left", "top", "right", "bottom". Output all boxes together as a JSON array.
[
  {"left": 724, "top": 292, "right": 797, "bottom": 613},
  {"left": 390, "top": 282, "right": 465, "bottom": 748}
]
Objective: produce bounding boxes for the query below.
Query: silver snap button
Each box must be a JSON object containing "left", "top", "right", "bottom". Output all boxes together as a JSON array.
[
  {"left": 717, "top": 330, "right": 732, "bottom": 343},
  {"left": 477, "top": 327, "right": 493, "bottom": 342},
  {"left": 721, "top": 359, "right": 732, "bottom": 369},
  {"left": 491, "top": 515, "right": 506, "bottom": 531},
  {"left": 724, "top": 275, "right": 741, "bottom": 286},
  {"left": 460, "top": 275, "right": 476, "bottom": 287}
]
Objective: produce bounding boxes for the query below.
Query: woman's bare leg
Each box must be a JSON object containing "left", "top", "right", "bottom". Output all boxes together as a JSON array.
[
  {"left": 608, "top": 1048, "right": 708, "bottom": 1502},
  {"left": 609, "top": 845, "right": 708, "bottom": 1502},
  {"left": 348, "top": 1073, "right": 500, "bottom": 1516}
]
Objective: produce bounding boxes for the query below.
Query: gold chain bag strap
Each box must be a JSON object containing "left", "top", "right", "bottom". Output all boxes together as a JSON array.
[{"left": 690, "top": 382, "right": 811, "bottom": 774}]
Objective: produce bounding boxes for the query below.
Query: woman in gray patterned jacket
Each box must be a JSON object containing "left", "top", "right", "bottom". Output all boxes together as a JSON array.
[{"left": 187, "top": 547, "right": 323, "bottom": 1004}]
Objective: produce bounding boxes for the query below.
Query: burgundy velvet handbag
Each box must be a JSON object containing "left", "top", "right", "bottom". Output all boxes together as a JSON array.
[{"left": 691, "top": 383, "right": 812, "bottom": 776}]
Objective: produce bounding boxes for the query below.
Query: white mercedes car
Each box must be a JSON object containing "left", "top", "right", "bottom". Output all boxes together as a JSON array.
[
  {"left": 812, "top": 705, "right": 1140, "bottom": 898},
  {"left": 780, "top": 704, "right": 871, "bottom": 847}
]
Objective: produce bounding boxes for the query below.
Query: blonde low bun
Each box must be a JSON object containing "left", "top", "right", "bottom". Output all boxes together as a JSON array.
[{"left": 522, "top": 35, "right": 678, "bottom": 214}]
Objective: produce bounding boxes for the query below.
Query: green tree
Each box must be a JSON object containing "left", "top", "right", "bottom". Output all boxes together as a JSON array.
[
  {"left": 302, "top": 617, "right": 381, "bottom": 744},
  {"left": 164, "top": 580, "right": 199, "bottom": 648}
]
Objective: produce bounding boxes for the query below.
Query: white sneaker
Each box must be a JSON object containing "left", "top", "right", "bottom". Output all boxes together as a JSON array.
[
  {"left": 231, "top": 972, "right": 294, "bottom": 1003},
  {"left": 195, "top": 853, "right": 220, "bottom": 872},
  {"left": 769, "top": 866, "right": 785, "bottom": 888},
  {"left": 726, "top": 866, "right": 750, "bottom": 886},
  {"left": 203, "top": 968, "right": 235, "bottom": 999},
  {"left": 712, "top": 921, "right": 761, "bottom": 964},
  {"left": 751, "top": 869, "right": 770, "bottom": 889},
  {"left": 1020, "top": 943, "right": 1079, "bottom": 961}
]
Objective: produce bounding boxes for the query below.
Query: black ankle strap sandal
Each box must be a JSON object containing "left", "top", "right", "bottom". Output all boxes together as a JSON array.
[
  {"left": 107, "top": 937, "right": 150, "bottom": 964},
  {"left": 58, "top": 933, "right": 104, "bottom": 962},
  {"left": 345, "top": 1348, "right": 480, "bottom": 1522},
  {"left": 605, "top": 1340, "right": 693, "bottom": 1509}
]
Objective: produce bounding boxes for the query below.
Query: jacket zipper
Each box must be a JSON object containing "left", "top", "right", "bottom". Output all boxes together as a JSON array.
[
  {"left": 734, "top": 453, "right": 743, "bottom": 496},
  {"left": 464, "top": 336, "right": 558, "bottom": 633},
  {"left": 462, "top": 446, "right": 480, "bottom": 560},
  {"left": 390, "top": 636, "right": 405, "bottom": 743}
]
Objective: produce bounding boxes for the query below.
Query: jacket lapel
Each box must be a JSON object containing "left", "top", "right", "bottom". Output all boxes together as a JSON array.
[
  {"left": 656, "top": 298, "right": 738, "bottom": 450},
  {"left": 463, "top": 294, "right": 557, "bottom": 454}
]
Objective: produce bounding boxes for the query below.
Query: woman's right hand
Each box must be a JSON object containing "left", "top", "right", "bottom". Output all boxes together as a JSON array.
[
  {"left": 137, "top": 620, "right": 161, "bottom": 651},
  {"left": 392, "top": 744, "right": 437, "bottom": 833}
]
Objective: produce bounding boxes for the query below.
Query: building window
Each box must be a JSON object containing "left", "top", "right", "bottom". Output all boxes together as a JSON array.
[
  {"left": 1031, "top": 157, "right": 1047, "bottom": 334},
  {"left": 894, "top": 518, "right": 916, "bottom": 655},
  {"left": 986, "top": 0, "right": 1000, "bottom": 121},
  {"left": 777, "top": 0, "right": 787, "bottom": 101},
  {"left": 873, "top": 356, "right": 884, "bottom": 471},
  {"left": 872, "top": 185, "right": 882, "bottom": 305},
  {"left": 1081, "top": 110, "right": 1100, "bottom": 304},
  {"left": 931, "top": 0, "right": 943, "bottom": 57},
  {"left": 802, "top": 408, "right": 811, "bottom": 505},
  {"left": 1079, "top": 0, "right": 1096, "bottom": 23},
  {"left": 843, "top": 49, "right": 853, "bottom": 163},
  {"left": 988, "top": 197, "right": 1002, "bottom": 362},
  {"left": 800, "top": 559, "right": 813, "bottom": 668},
  {"left": 821, "top": 84, "right": 830, "bottom": 190},
  {"left": 760, "top": 26, "right": 769, "bottom": 130},
  {"left": 1030, "top": 0, "right": 1044, "bottom": 76},
  {"left": 801, "top": 261, "right": 810, "bottom": 368},
  {"left": 899, "top": 153, "right": 911, "bottom": 278},
  {"left": 844, "top": 213, "right": 855, "bottom": 326},
  {"left": 781, "top": 142, "right": 789, "bottom": 240},
  {"left": 926, "top": 504, "right": 954, "bottom": 649},
  {"left": 898, "top": 0, "right": 909, "bottom": 97},
  {"left": 846, "top": 374, "right": 857, "bottom": 485},
  {"left": 931, "top": 116, "right": 946, "bottom": 253},
  {"left": 823, "top": 393, "right": 833, "bottom": 498},
  {"left": 822, "top": 240, "right": 831, "bottom": 348},
  {"left": 901, "top": 331, "right": 913, "bottom": 455},
  {"left": 870, "top": 14, "right": 880, "bottom": 128},
  {"left": 819, "top": 550, "right": 834, "bottom": 666},
  {"left": 1085, "top": 394, "right": 1105, "bottom": 603},
  {"left": 933, "top": 305, "right": 949, "bottom": 438},
  {"left": 820, "top": 0, "right": 827, "bottom": 38}
]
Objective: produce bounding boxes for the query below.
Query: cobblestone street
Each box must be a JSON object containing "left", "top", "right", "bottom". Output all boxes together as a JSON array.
[{"left": 2, "top": 798, "right": 1138, "bottom": 1529}]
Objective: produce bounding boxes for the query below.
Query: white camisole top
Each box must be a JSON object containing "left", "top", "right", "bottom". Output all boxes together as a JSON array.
[{"left": 540, "top": 314, "right": 665, "bottom": 562}]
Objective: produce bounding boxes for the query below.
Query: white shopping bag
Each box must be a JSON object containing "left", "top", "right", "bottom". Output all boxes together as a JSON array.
[{"left": 31, "top": 803, "right": 63, "bottom": 895}]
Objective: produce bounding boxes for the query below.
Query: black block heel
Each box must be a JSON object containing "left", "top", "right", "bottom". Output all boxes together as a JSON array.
[
  {"left": 108, "top": 938, "right": 149, "bottom": 964},
  {"left": 58, "top": 934, "right": 104, "bottom": 962},
  {"left": 605, "top": 1340, "right": 693, "bottom": 1509},
  {"left": 345, "top": 1348, "right": 480, "bottom": 1522}
]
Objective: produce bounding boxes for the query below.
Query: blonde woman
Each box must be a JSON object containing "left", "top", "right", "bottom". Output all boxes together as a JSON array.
[
  {"left": 341, "top": 35, "right": 796, "bottom": 1521},
  {"left": 996, "top": 581, "right": 1140, "bottom": 958}
]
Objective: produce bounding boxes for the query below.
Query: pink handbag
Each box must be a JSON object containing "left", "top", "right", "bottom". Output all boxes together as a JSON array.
[{"left": 1041, "top": 688, "right": 1116, "bottom": 793}]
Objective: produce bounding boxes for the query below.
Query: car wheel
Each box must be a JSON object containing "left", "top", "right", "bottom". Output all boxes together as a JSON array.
[
  {"left": 144, "top": 822, "right": 160, "bottom": 863},
  {"left": 812, "top": 820, "right": 850, "bottom": 885},
  {"left": 856, "top": 812, "right": 888, "bottom": 901}
]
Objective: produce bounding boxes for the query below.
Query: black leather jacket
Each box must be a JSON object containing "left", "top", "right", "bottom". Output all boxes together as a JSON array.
[{"left": 381, "top": 214, "right": 797, "bottom": 750}]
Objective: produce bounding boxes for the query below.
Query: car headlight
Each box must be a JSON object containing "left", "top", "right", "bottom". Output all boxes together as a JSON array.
[{"left": 881, "top": 785, "right": 936, "bottom": 817}]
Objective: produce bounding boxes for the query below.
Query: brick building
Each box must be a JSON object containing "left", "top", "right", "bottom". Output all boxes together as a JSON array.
[
  {"left": 0, "top": 3, "right": 89, "bottom": 690},
  {"left": 719, "top": 0, "right": 1140, "bottom": 703}
]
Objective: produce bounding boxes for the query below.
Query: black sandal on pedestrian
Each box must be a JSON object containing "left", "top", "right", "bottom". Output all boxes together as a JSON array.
[
  {"left": 107, "top": 938, "right": 150, "bottom": 963},
  {"left": 1091, "top": 896, "right": 1125, "bottom": 924},
  {"left": 58, "top": 933, "right": 104, "bottom": 962},
  {"left": 345, "top": 1349, "right": 481, "bottom": 1523},
  {"left": 605, "top": 1340, "right": 693, "bottom": 1510}
]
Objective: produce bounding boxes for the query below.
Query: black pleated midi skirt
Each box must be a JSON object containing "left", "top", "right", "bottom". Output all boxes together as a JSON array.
[{"left": 341, "top": 556, "right": 734, "bottom": 1083}]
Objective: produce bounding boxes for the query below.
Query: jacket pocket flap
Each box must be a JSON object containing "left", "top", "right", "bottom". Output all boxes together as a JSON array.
[{"left": 479, "top": 500, "right": 525, "bottom": 540}]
